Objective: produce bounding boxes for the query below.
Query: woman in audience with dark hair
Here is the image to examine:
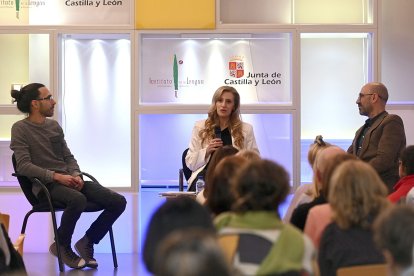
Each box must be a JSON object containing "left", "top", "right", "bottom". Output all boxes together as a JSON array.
[
  {"left": 154, "top": 229, "right": 232, "bottom": 276},
  {"left": 388, "top": 145, "right": 414, "bottom": 203},
  {"left": 204, "top": 155, "right": 247, "bottom": 217},
  {"left": 215, "top": 159, "right": 315, "bottom": 275},
  {"left": 374, "top": 205, "right": 414, "bottom": 276},
  {"left": 196, "top": 145, "right": 239, "bottom": 204},
  {"left": 185, "top": 85, "right": 259, "bottom": 191},
  {"left": 318, "top": 160, "right": 389, "bottom": 276},
  {"left": 143, "top": 197, "right": 215, "bottom": 274}
]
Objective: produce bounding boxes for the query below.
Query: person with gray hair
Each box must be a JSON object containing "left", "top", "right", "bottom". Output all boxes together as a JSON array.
[
  {"left": 154, "top": 229, "right": 232, "bottom": 276},
  {"left": 374, "top": 205, "right": 414, "bottom": 276},
  {"left": 348, "top": 82, "right": 406, "bottom": 192}
]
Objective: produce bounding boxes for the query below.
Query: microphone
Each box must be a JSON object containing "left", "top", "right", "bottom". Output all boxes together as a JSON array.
[{"left": 214, "top": 127, "right": 222, "bottom": 139}]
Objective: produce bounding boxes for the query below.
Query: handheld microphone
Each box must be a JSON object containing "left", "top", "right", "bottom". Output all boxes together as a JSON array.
[{"left": 214, "top": 127, "right": 222, "bottom": 139}]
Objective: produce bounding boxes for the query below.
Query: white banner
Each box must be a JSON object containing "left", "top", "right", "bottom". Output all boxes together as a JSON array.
[{"left": 140, "top": 34, "right": 292, "bottom": 104}]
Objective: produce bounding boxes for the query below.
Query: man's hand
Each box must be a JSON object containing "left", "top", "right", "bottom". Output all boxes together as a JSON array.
[{"left": 53, "top": 173, "right": 84, "bottom": 191}]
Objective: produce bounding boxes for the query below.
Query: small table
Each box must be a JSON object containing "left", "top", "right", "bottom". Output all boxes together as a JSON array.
[{"left": 158, "top": 191, "right": 196, "bottom": 199}]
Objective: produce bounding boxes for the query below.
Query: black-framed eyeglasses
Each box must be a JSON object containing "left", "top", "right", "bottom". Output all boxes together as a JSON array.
[{"left": 36, "top": 95, "right": 53, "bottom": 101}]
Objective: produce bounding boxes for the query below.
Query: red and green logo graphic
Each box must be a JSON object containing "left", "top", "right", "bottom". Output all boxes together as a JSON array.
[
  {"left": 229, "top": 58, "right": 244, "bottom": 78},
  {"left": 173, "top": 54, "right": 178, "bottom": 98},
  {"left": 16, "top": 0, "right": 20, "bottom": 18}
]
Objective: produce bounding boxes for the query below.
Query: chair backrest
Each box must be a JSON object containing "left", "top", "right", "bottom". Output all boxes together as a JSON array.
[
  {"left": 181, "top": 148, "right": 192, "bottom": 181},
  {"left": 336, "top": 264, "right": 387, "bottom": 276},
  {"left": 217, "top": 234, "right": 239, "bottom": 264},
  {"left": 11, "top": 154, "right": 40, "bottom": 206}
]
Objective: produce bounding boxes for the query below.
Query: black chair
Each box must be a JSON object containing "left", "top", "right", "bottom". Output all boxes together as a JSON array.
[
  {"left": 179, "top": 148, "right": 192, "bottom": 191},
  {"left": 12, "top": 154, "right": 118, "bottom": 272}
]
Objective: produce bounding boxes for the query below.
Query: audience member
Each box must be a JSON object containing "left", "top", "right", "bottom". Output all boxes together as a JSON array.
[
  {"left": 374, "top": 205, "right": 414, "bottom": 276},
  {"left": 196, "top": 145, "right": 239, "bottom": 204},
  {"left": 0, "top": 224, "right": 26, "bottom": 275},
  {"left": 235, "top": 149, "right": 261, "bottom": 161},
  {"left": 185, "top": 85, "right": 259, "bottom": 191},
  {"left": 388, "top": 145, "right": 414, "bottom": 203},
  {"left": 283, "top": 135, "right": 331, "bottom": 222},
  {"left": 348, "top": 82, "right": 406, "bottom": 192},
  {"left": 143, "top": 197, "right": 215, "bottom": 274},
  {"left": 406, "top": 188, "right": 414, "bottom": 206},
  {"left": 304, "top": 153, "right": 357, "bottom": 248},
  {"left": 318, "top": 160, "right": 389, "bottom": 276},
  {"left": 290, "top": 145, "right": 345, "bottom": 230},
  {"left": 204, "top": 155, "right": 247, "bottom": 217},
  {"left": 215, "top": 159, "right": 315, "bottom": 275},
  {"left": 153, "top": 229, "right": 232, "bottom": 276}
]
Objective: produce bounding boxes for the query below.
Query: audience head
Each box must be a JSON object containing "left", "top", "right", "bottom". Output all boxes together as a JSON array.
[
  {"left": 143, "top": 197, "right": 215, "bottom": 273},
  {"left": 399, "top": 145, "right": 414, "bottom": 177},
  {"left": 320, "top": 153, "right": 357, "bottom": 199},
  {"left": 154, "top": 229, "right": 232, "bottom": 276},
  {"left": 307, "top": 135, "right": 331, "bottom": 167},
  {"left": 236, "top": 149, "right": 261, "bottom": 161},
  {"left": 204, "top": 145, "right": 239, "bottom": 188},
  {"left": 328, "top": 160, "right": 390, "bottom": 230},
  {"left": 306, "top": 136, "right": 332, "bottom": 197},
  {"left": 232, "top": 159, "right": 290, "bottom": 215},
  {"left": 11, "top": 83, "right": 45, "bottom": 114},
  {"left": 205, "top": 155, "right": 247, "bottom": 216},
  {"left": 357, "top": 82, "right": 388, "bottom": 118},
  {"left": 374, "top": 205, "right": 414, "bottom": 276},
  {"left": 314, "top": 145, "right": 345, "bottom": 193}
]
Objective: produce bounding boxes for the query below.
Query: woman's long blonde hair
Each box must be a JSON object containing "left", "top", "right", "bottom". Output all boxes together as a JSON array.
[
  {"left": 328, "top": 160, "right": 390, "bottom": 230},
  {"left": 307, "top": 135, "right": 331, "bottom": 198},
  {"left": 199, "top": 86, "right": 244, "bottom": 149}
]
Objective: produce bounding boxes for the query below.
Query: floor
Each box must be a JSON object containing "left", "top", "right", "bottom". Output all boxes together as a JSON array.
[{"left": 23, "top": 253, "right": 150, "bottom": 276}]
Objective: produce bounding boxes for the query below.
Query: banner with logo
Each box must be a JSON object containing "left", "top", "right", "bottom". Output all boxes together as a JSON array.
[
  {"left": 0, "top": 0, "right": 131, "bottom": 25},
  {"left": 140, "top": 33, "right": 292, "bottom": 104}
]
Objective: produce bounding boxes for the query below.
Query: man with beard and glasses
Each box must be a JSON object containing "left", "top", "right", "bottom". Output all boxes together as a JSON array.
[
  {"left": 10, "top": 83, "right": 126, "bottom": 270},
  {"left": 348, "top": 82, "right": 406, "bottom": 192}
]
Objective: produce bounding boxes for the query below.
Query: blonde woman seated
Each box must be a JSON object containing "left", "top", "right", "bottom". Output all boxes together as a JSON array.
[
  {"left": 304, "top": 153, "right": 357, "bottom": 248},
  {"left": 318, "top": 160, "right": 390, "bottom": 276},
  {"left": 283, "top": 135, "right": 330, "bottom": 222},
  {"left": 215, "top": 159, "right": 315, "bottom": 275},
  {"left": 185, "top": 86, "right": 259, "bottom": 191},
  {"left": 290, "top": 146, "right": 345, "bottom": 231}
]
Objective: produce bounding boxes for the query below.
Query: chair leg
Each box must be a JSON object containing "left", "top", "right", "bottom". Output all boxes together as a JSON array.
[
  {"left": 20, "top": 210, "right": 34, "bottom": 235},
  {"left": 21, "top": 209, "right": 64, "bottom": 271},
  {"left": 109, "top": 228, "right": 118, "bottom": 268},
  {"left": 50, "top": 210, "right": 64, "bottom": 272}
]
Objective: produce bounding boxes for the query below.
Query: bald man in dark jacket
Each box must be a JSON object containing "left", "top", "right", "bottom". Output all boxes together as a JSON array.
[{"left": 348, "top": 82, "right": 406, "bottom": 192}]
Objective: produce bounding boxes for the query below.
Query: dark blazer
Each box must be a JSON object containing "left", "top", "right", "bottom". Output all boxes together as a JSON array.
[{"left": 348, "top": 112, "right": 406, "bottom": 191}]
